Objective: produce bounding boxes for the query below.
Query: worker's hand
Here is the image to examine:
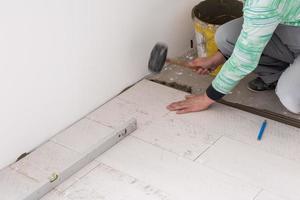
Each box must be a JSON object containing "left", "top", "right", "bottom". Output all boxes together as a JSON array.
[
  {"left": 167, "top": 94, "right": 215, "bottom": 114},
  {"left": 187, "top": 57, "right": 216, "bottom": 75}
]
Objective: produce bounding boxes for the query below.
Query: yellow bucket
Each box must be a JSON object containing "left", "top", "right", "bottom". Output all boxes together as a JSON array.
[{"left": 192, "top": 0, "right": 243, "bottom": 76}]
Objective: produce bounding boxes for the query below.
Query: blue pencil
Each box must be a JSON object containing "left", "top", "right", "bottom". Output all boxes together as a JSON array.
[{"left": 257, "top": 120, "right": 267, "bottom": 141}]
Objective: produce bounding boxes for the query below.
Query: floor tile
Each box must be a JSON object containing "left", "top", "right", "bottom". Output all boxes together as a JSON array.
[
  {"left": 97, "top": 136, "right": 260, "bottom": 200},
  {"left": 5, "top": 80, "right": 299, "bottom": 200},
  {"left": 132, "top": 112, "right": 222, "bottom": 160},
  {"left": 10, "top": 141, "right": 80, "bottom": 182},
  {"left": 87, "top": 97, "right": 155, "bottom": 130},
  {"left": 255, "top": 191, "right": 289, "bottom": 200},
  {"left": 0, "top": 167, "right": 39, "bottom": 200},
  {"left": 55, "top": 161, "right": 100, "bottom": 192},
  {"left": 197, "top": 137, "right": 300, "bottom": 200},
  {"left": 41, "top": 189, "right": 67, "bottom": 200},
  {"left": 51, "top": 118, "right": 114, "bottom": 154},
  {"left": 188, "top": 103, "right": 300, "bottom": 163},
  {"left": 43, "top": 163, "right": 175, "bottom": 200},
  {"left": 117, "top": 80, "right": 187, "bottom": 115}
]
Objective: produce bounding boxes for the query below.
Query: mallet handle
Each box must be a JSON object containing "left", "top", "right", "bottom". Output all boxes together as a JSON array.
[{"left": 166, "top": 58, "right": 212, "bottom": 72}]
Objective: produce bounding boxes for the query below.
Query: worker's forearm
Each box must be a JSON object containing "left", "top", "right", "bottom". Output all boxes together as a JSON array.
[{"left": 211, "top": 51, "right": 226, "bottom": 68}]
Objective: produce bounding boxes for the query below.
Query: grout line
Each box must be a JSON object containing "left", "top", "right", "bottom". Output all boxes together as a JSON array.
[
  {"left": 193, "top": 135, "right": 224, "bottom": 162},
  {"left": 8, "top": 167, "right": 40, "bottom": 183},
  {"left": 131, "top": 135, "right": 195, "bottom": 161},
  {"left": 55, "top": 179, "right": 81, "bottom": 193},
  {"left": 56, "top": 161, "right": 102, "bottom": 193},
  {"left": 131, "top": 135, "right": 262, "bottom": 194},
  {"left": 85, "top": 117, "right": 116, "bottom": 130},
  {"left": 192, "top": 146, "right": 211, "bottom": 162},
  {"left": 50, "top": 140, "right": 83, "bottom": 155},
  {"left": 75, "top": 162, "right": 102, "bottom": 179},
  {"left": 224, "top": 135, "right": 300, "bottom": 164},
  {"left": 89, "top": 162, "right": 175, "bottom": 199},
  {"left": 195, "top": 159, "right": 262, "bottom": 191},
  {"left": 252, "top": 189, "right": 264, "bottom": 200}
]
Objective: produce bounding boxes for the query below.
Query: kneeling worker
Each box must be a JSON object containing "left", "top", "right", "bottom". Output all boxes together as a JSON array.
[{"left": 167, "top": 0, "right": 300, "bottom": 114}]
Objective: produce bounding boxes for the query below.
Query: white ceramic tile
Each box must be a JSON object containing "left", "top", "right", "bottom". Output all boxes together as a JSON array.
[
  {"left": 10, "top": 141, "right": 80, "bottom": 182},
  {"left": 53, "top": 176, "right": 78, "bottom": 194},
  {"left": 48, "top": 163, "right": 175, "bottom": 200},
  {"left": 132, "top": 112, "right": 222, "bottom": 160},
  {"left": 97, "top": 136, "right": 260, "bottom": 200},
  {"left": 55, "top": 160, "right": 100, "bottom": 192},
  {"left": 255, "top": 191, "right": 289, "bottom": 200},
  {"left": 51, "top": 118, "right": 114, "bottom": 154},
  {"left": 117, "top": 80, "right": 187, "bottom": 115},
  {"left": 41, "top": 189, "right": 67, "bottom": 200},
  {"left": 87, "top": 97, "right": 155, "bottom": 130},
  {"left": 185, "top": 103, "right": 300, "bottom": 163},
  {"left": 70, "top": 160, "right": 100, "bottom": 179},
  {"left": 7, "top": 80, "right": 299, "bottom": 200},
  {"left": 0, "top": 167, "right": 39, "bottom": 200},
  {"left": 197, "top": 137, "right": 300, "bottom": 200}
]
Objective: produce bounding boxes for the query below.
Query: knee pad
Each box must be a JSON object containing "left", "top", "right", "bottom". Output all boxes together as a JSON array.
[{"left": 276, "top": 56, "right": 300, "bottom": 114}]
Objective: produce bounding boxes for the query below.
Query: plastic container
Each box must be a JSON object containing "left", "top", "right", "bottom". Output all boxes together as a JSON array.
[{"left": 192, "top": 0, "right": 243, "bottom": 75}]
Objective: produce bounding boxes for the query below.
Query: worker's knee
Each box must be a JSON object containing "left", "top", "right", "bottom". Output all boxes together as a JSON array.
[
  {"left": 276, "top": 56, "right": 300, "bottom": 114},
  {"left": 215, "top": 23, "right": 229, "bottom": 52},
  {"left": 215, "top": 17, "right": 243, "bottom": 57}
]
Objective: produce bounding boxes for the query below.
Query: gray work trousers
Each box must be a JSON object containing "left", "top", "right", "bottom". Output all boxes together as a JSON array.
[
  {"left": 215, "top": 17, "right": 300, "bottom": 113},
  {"left": 215, "top": 17, "right": 300, "bottom": 84}
]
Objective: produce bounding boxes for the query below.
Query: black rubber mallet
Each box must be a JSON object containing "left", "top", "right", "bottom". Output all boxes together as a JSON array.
[
  {"left": 148, "top": 43, "right": 193, "bottom": 73},
  {"left": 148, "top": 43, "right": 168, "bottom": 73}
]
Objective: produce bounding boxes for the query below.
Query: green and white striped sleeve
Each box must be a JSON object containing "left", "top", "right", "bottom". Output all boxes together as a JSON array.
[{"left": 210, "top": 1, "right": 282, "bottom": 95}]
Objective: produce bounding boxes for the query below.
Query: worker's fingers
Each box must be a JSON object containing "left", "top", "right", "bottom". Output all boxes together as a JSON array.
[
  {"left": 202, "top": 70, "right": 209, "bottom": 75},
  {"left": 167, "top": 101, "right": 190, "bottom": 111},
  {"left": 176, "top": 107, "right": 195, "bottom": 114},
  {"left": 196, "top": 68, "right": 204, "bottom": 73},
  {"left": 197, "top": 68, "right": 209, "bottom": 75},
  {"left": 195, "top": 68, "right": 205, "bottom": 73},
  {"left": 167, "top": 104, "right": 188, "bottom": 111},
  {"left": 176, "top": 105, "right": 209, "bottom": 114},
  {"left": 185, "top": 64, "right": 197, "bottom": 69},
  {"left": 176, "top": 100, "right": 189, "bottom": 106},
  {"left": 168, "top": 102, "right": 188, "bottom": 109},
  {"left": 188, "top": 60, "right": 198, "bottom": 66},
  {"left": 202, "top": 70, "right": 210, "bottom": 75},
  {"left": 167, "top": 102, "right": 180, "bottom": 110},
  {"left": 187, "top": 60, "right": 204, "bottom": 69}
]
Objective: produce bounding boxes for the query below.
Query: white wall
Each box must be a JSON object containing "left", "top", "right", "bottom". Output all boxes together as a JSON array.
[{"left": 0, "top": 0, "right": 199, "bottom": 169}]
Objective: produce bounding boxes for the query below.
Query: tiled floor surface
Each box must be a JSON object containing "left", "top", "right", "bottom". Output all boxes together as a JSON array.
[
  {"left": 2, "top": 80, "right": 300, "bottom": 200},
  {"left": 148, "top": 63, "right": 300, "bottom": 121}
]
